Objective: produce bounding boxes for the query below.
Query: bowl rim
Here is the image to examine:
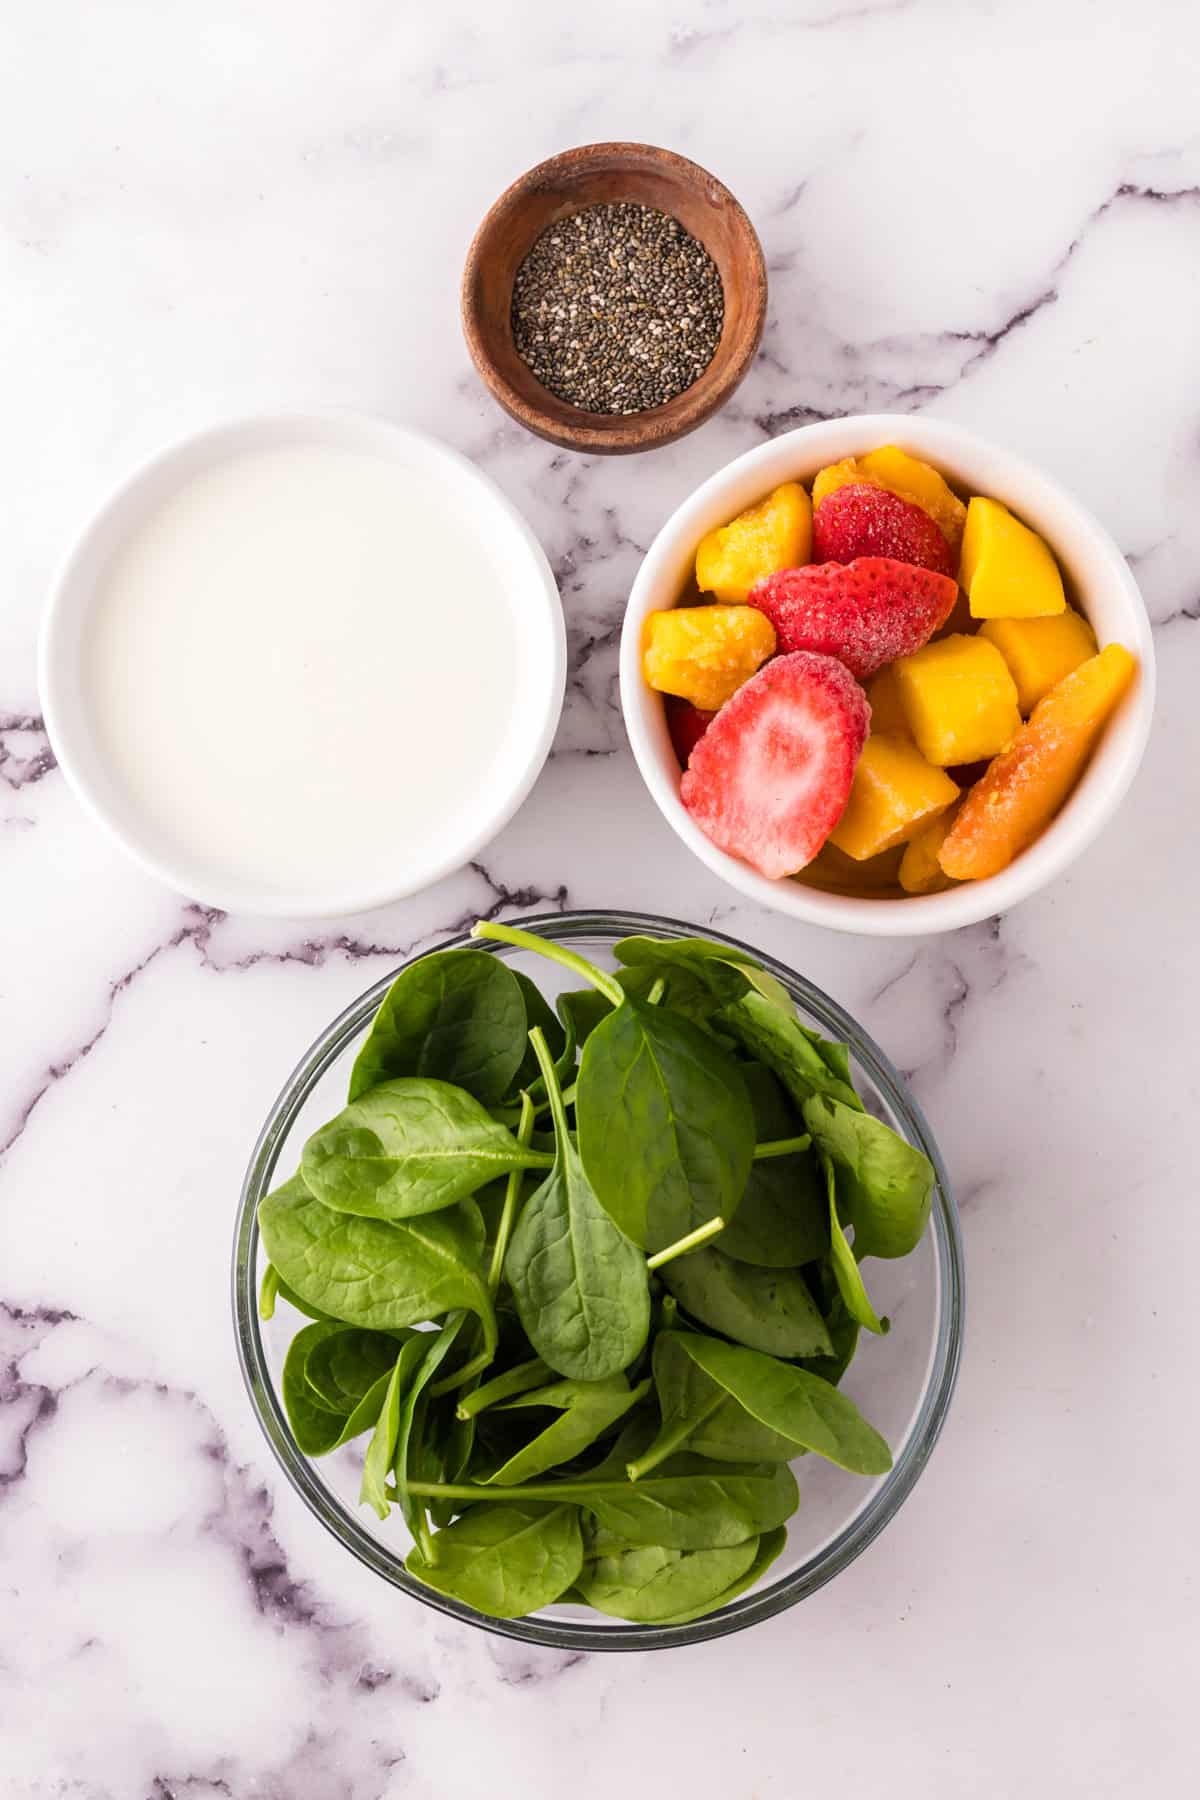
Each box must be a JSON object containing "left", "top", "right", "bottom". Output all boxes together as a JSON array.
[
  {"left": 231, "top": 908, "right": 965, "bottom": 1651},
  {"left": 619, "top": 412, "right": 1157, "bottom": 935},
  {"left": 460, "top": 140, "right": 768, "bottom": 455},
  {"left": 38, "top": 409, "right": 566, "bottom": 919}
]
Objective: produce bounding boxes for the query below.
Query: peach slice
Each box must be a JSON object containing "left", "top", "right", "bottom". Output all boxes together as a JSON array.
[{"left": 938, "top": 644, "right": 1136, "bottom": 880}]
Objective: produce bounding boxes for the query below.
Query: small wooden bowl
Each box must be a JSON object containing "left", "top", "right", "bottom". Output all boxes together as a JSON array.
[{"left": 461, "top": 142, "right": 767, "bottom": 455}]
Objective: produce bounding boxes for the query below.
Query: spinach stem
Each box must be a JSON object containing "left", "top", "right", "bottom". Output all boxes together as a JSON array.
[
  {"left": 456, "top": 1356, "right": 551, "bottom": 1421},
  {"left": 528, "top": 1025, "right": 569, "bottom": 1145},
  {"left": 646, "top": 975, "right": 667, "bottom": 1006},
  {"left": 428, "top": 1346, "right": 494, "bottom": 1399},
  {"left": 258, "top": 1264, "right": 280, "bottom": 1321},
  {"left": 625, "top": 1392, "right": 726, "bottom": 1482},
  {"left": 646, "top": 1215, "right": 726, "bottom": 1271},
  {"left": 472, "top": 920, "right": 624, "bottom": 1008},
  {"left": 396, "top": 1477, "right": 659, "bottom": 1503},
  {"left": 752, "top": 1134, "right": 812, "bottom": 1160},
  {"left": 486, "top": 1090, "right": 535, "bottom": 1294}
]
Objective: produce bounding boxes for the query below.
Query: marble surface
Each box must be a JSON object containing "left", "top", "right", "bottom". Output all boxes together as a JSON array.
[{"left": 2, "top": 2, "right": 1197, "bottom": 1793}]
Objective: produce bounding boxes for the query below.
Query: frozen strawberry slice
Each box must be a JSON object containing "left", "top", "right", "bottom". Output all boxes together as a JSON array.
[
  {"left": 680, "top": 652, "right": 870, "bottom": 878},
  {"left": 813, "top": 483, "right": 955, "bottom": 575},
  {"left": 748, "top": 558, "right": 958, "bottom": 682},
  {"left": 665, "top": 696, "right": 715, "bottom": 768}
]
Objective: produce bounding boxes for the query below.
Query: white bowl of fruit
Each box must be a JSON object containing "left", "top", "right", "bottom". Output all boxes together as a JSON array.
[{"left": 620, "top": 415, "right": 1155, "bottom": 935}]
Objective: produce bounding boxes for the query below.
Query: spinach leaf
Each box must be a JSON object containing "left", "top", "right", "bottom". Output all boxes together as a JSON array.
[
  {"left": 661, "top": 1332, "right": 891, "bottom": 1476},
  {"left": 361, "top": 1336, "right": 428, "bottom": 1519},
  {"left": 485, "top": 1376, "right": 650, "bottom": 1486},
  {"left": 301, "top": 1079, "right": 552, "bottom": 1221},
  {"left": 632, "top": 1330, "right": 802, "bottom": 1473},
  {"left": 803, "top": 1094, "right": 934, "bottom": 1259},
  {"left": 505, "top": 1030, "right": 650, "bottom": 1383},
  {"left": 576, "top": 998, "right": 755, "bottom": 1252},
  {"left": 392, "top": 1313, "right": 475, "bottom": 1552},
  {"left": 576, "top": 1534, "right": 759, "bottom": 1623},
  {"left": 258, "top": 1176, "right": 497, "bottom": 1354},
  {"left": 614, "top": 935, "right": 792, "bottom": 1013},
  {"left": 556, "top": 987, "right": 612, "bottom": 1049},
  {"left": 718, "top": 1064, "right": 828, "bottom": 1269},
  {"left": 508, "top": 971, "right": 568, "bottom": 1096},
  {"left": 348, "top": 948, "right": 527, "bottom": 1105},
  {"left": 822, "top": 1153, "right": 887, "bottom": 1334},
  {"left": 659, "top": 1246, "right": 834, "bottom": 1359},
  {"left": 652, "top": 1525, "right": 788, "bottom": 1624},
  {"left": 407, "top": 1503, "right": 582, "bottom": 1618},
  {"left": 718, "top": 990, "right": 863, "bottom": 1112},
  {"left": 303, "top": 1325, "right": 403, "bottom": 1411}
]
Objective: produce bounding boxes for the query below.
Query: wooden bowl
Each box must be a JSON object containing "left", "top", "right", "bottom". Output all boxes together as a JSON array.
[{"left": 461, "top": 143, "right": 767, "bottom": 455}]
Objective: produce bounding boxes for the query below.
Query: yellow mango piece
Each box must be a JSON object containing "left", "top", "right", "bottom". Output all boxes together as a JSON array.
[
  {"left": 865, "top": 666, "right": 912, "bottom": 738},
  {"left": 642, "top": 604, "right": 776, "bottom": 711},
  {"left": 857, "top": 446, "right": 967, "bottom": 551},
  {"left": 980, "top": 608, "right": 1098, "bottom": 714},
  {"left": 797, "top": 840, "right": 905, "bottom": 898},
  {"left": 899, "top": 808, "right": 959, "bottom": 894},
  {"left": 960, "top": 496, "right": 1065, "bottom": 619},
  {"left": 811, "top": 447, "right": 966, "bottom": 551},
  {"left": 828, "top": 734, "right": 959, "bottom": 861},
  {"left": 695, "top": 481, "right": 812, "bottom": 603},
  {"left": 893, "top": 634, "right": 1022, "bottom": 767},
  {"left": 939, "top": 644, "right": 1136, "bottom": 881}
]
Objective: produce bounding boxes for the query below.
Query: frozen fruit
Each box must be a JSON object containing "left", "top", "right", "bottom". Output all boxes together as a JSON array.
[
  {"left": 812, "top": 447, "right": 966, "bottom": 550},
  {"left": 643, "top": 604, "right": 776, "bottom": 711},
  {"left": 680, "top": 651, "right": 869, "bottom": 878},
  {"left": 748, "top": 558, "right": 958, "bottom": 681},
  {"left": 960, "top": 496, "right": 1065, "bottom": 619},
  {"left": 665, "top": 696, "right": 715, "bottom": 767},
  {"left": 695, "top": 481, "right": 812, "bottom": 603},
  {"left": 812, "top": 484, "right": 954, "bottom": 575},
  {"left": 899, "top": 808, "right": 960, "bottom": 894},
  {"left": 865, "top": 665, "right": 912, "bottom": 738},
  {"left": 893, "top": 634, "right": 1022, "bottom": 766},
  {"left": 938, "top": 644, "right": 1136, "bottom": 880},
  {"left": 828, "top": 734, "right": 959, "bottom": 861},
  {"left": 800, "top": 840, "right": 906, "bottom": 897},
  {"left": 980, "top": 608, "right": 1098, "bottom": 714}
]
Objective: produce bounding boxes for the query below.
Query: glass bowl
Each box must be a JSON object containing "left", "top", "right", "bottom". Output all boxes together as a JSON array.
[{"left": 232, "top": 911, "right": 963, "bottom": 1650}]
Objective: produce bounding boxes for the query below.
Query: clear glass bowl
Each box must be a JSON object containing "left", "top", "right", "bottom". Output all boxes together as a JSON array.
[{"left": 232, "top": 911, "right": 964, "bottom": 1650}]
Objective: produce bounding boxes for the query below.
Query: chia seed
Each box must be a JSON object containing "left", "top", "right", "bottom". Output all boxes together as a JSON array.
[{"left": 510, "top": 201, "right": 724, "bottom": 415}]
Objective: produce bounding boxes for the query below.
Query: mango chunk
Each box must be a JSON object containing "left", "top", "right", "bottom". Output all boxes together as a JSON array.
[
  {"left": 865, "top": 665, "right": 912, "bottom": 738},
  {"left": 960, "top": 496, "right": 1065, "bottom": 619},
  {"left": 797, "top": 840, "right": 906, "bottom": 897},
  {"left": 939, "top": 644, "right": 1136, "bottom": 880},
  {"left": 643, "top": 604, "right": 776, "bottom": 711},
  {"left": 828, "top": 733, "right": 959, "bottom": 861},
  {"left": 980, "top": 608, "right": 1098, "bottom": 714},
  {"left": 812, "top": 447, "right": 966, "bottom": 551},
  {"left": 893, "top": 634, "right": 1022, "bottom": 767},
  {"left": 899, "top": 808, "right": 960, "bottom": 894},
  {"left": 695, "top": 481, "right": 812, "bottom": 603}
]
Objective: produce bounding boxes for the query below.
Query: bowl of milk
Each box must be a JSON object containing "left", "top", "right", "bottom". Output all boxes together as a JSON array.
[{"left": 40, "top": 414, "right": 565, "bottom": 917}]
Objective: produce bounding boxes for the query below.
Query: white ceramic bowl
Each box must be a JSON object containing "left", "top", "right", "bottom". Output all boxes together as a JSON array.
[
  {"left": 40, "top": 413, "right": 565, "bottom": 918},
  {"left": 620, "top": 414, "right": 1155, "bottom": 936}
]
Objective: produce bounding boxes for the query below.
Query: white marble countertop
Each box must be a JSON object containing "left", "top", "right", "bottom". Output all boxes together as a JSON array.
[{"left": 2, "top": 2, "right": 1197, "bottom": 1794}]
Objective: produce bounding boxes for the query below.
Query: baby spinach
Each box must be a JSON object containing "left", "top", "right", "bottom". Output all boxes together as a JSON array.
[
  {"left": 391, "top": 1313, "right": 475, "bottom": 1554},
  {"left": 652, "top": 1525, "right": 788, "bottom": 1625},
  {"left": 258, "top": 1175, "right": 497, "bottom": 1355},
  {"left": 485, "top": 1375, "right": 650, "bottom": 1487},
  {"left": 630, "top": 1330, "right": 802, "bottom": 1476},
  {"left": 508, "top": 970, "right": 568, "bottom": 1096},
  {"left": 614, "top": 934, "right": 792, "bottom": 1014},
  {"left": 718, "top": 1064, "right": 828, "bottom": 1269},
  {"left": 505, "top": 1030, "right": 650, "bottom": 1382},
  {"left": 576, "top": 998, "right": 755, "bottom": 1252},
  {"left": 407, "top": 1502, "right": 583, "bottom": 1618},
  {"left": 577, "top": 1534, "right": 760, "bottom": 1623},
  {"left": 362, "top": 1336, "right": 429, "bottom": 1519},
  {"left": 302, "top": 1078, "right": 552, "bottom": 1221},
  {"left": 822, "top": 1153, "right": 887, "bottom": 1335},
  {"left": 303, "top": 1324, "right": 403, "bottom": 1412},
  {"left": 659, "top": 1332, "right": 892, "bottom": 1476},
  {"left": 348, "top": 948, "right": 527, "bottom": 1105},
  {"left": 660, "top": 1246, "right": 834, "bottom": 1360},
  {"left": 282, "top": 1320, "right": 403, "bottom": 1456},
  {"left": 803, "top": 1094, "right": 934, "bottom": 1260},
  {"left": 719, "top": 990, "right": 863, "bottom": 1113}
]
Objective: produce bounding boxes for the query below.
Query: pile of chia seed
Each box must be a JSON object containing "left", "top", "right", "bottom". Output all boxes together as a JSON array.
[{"left": 510, "top": 200, "right": 724, "bottom": 415}]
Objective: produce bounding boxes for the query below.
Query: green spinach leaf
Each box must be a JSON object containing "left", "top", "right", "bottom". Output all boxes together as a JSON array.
[
  {"left": 361, "top": 1336, "right": 428, "bottom": 1519},
  {"left": 659, "top": 1246, "right": 834, "bottom": 1359},
  {"left": 652, "top": 1525, "right": 788, "bottom": 1624},
  {"left": 718, "top": 1064, "right": 828, "bottom": 1269},
  {"left": 301, "top": 1078, "right": 552, "bottom": 1221},
  {"left": 485, "top": 1375, "right": 650, "bottom": 1486},
  {"left": 505, "top": 1030, "right": 650, "bottom": 1383},
  {"left": 718, "top": 990, "right": 863, "bottom": 1112},
  {"left": 576, "top": 998, "right": 755, "bottom": 1252},
  {"left": 803, "top": 1094, "right": 933, "bottom": 1259},
  {"left": 822, "top": 1152, "right": 887, "bottom": 1334},
  {"left": 348, "top": 948, "right": 527, "bottom": 1105},
  {"left": 407, "top": 1503, "right": 582, "bottom": 1618},
  {"left": 576, "top": 1534, "right": 759, "bottom": 1623},
  {"left": 508, "top": 971, "right": 568, "bottom": 1095},
  {"left": 631, "top": 1330, "right": 802, "bottom": 1474}
]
